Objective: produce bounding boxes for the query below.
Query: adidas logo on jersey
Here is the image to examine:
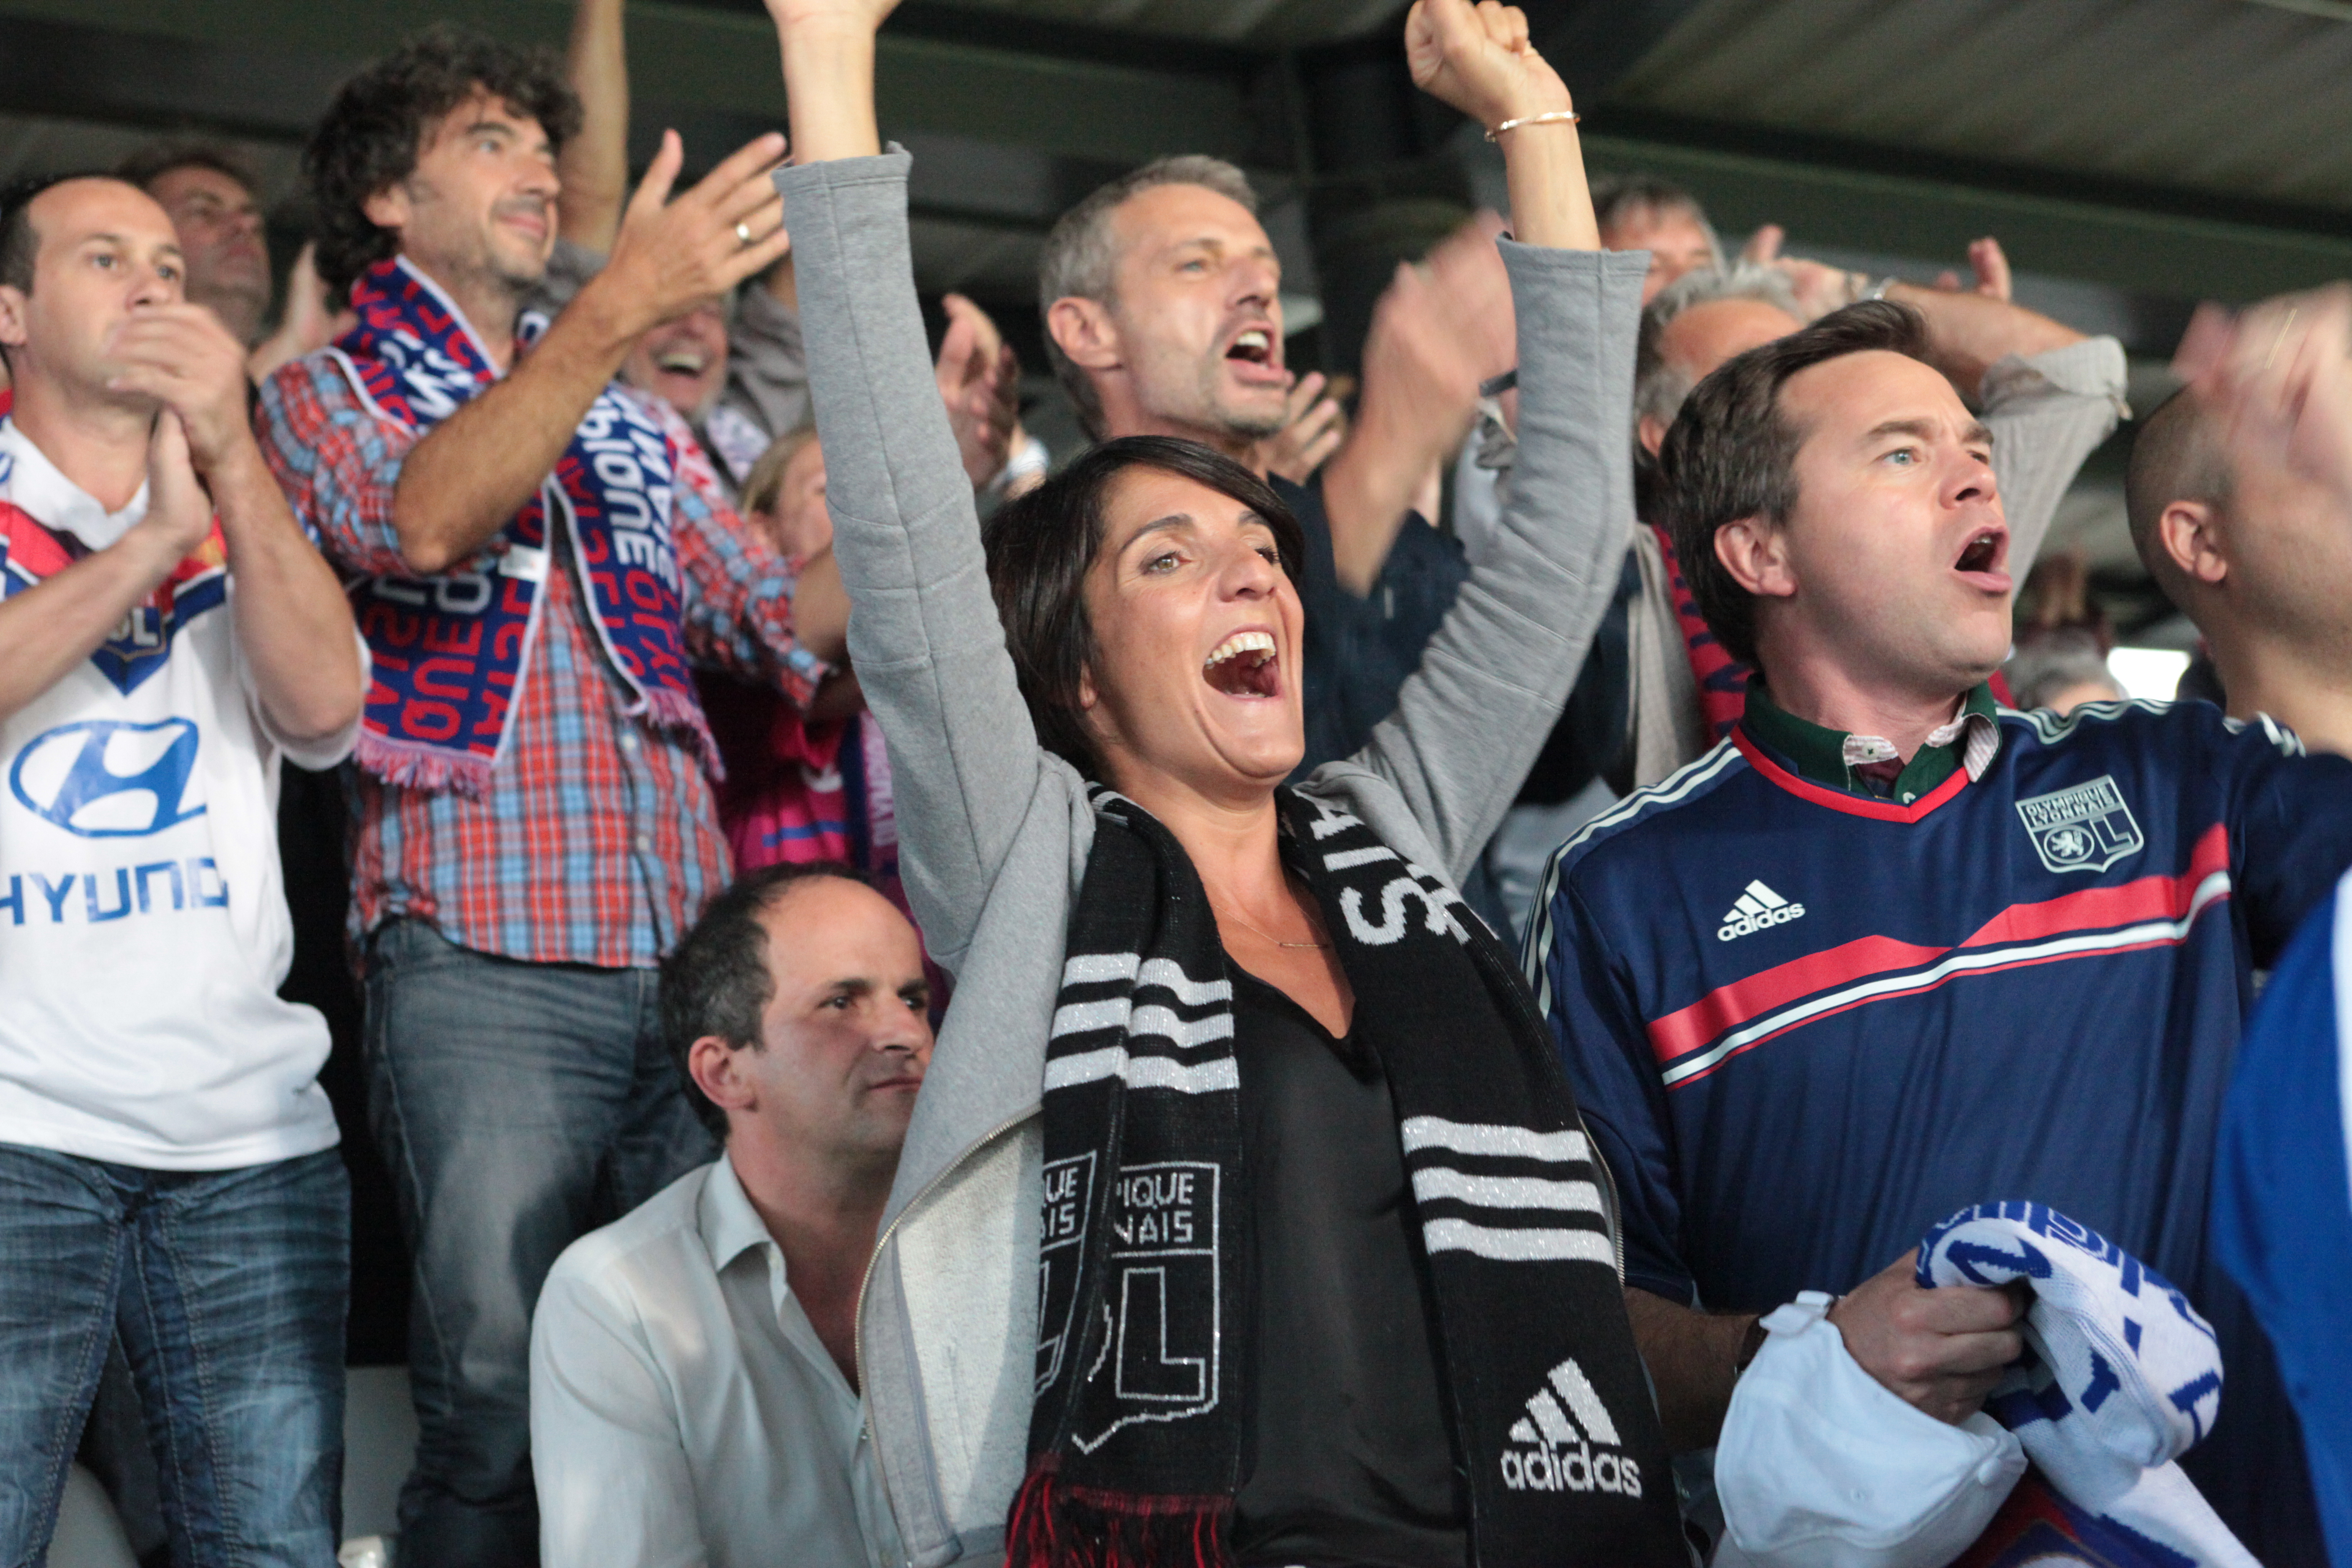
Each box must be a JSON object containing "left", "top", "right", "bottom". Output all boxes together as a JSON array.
[
  {"left": 1717, "top": 879, "right": 1805, "bottom": 942},
  {"left": 1499, "top": 1357, "right": 1643, "bottom": 1498}
]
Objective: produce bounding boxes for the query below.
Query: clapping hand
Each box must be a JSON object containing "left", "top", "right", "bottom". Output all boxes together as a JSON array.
[
  {"left": 1261, "top": 372, "right": 1349, "bottom": 484},
  {"left": 597, "top": 130, "right": 793, "bottom": 339},
  {"left": 1933, "top": 237, "right": 2012, "bottom": 301},
  {"left": 935, "top": 293, "right": 1019, "bottom": 489},
  {"left": 103, "top": 303, "right": 253, "bottom": 474},
  {"left": 133, "top": 410, "right": 222, "bottom": 566},
  {"left": 1739, "top": 225, "right": 1857, "bottom": 321},
  {"left": 2175, "top": 284, "right": 2352, "bottom": 511}
]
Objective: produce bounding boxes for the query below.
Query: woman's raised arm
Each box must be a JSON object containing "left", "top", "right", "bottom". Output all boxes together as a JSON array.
[
  {"left": 1348, "top": 0, "right": 1643, "bottom": 880},
  {"left": 763, "top": 0, "right": 1046, "bottom": 970}
]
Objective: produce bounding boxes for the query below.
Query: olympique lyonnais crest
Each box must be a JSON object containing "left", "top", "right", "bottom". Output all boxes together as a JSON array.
[
  {"left": 1034, "top": 1152, "right": 1096, "bottom": 1397},
  {"left": 2014, "top": 776, "right": 2146, "bottom": 876},
  {"left": 1035, "top": 1150, "right": 1226, "bottom": 1454}
]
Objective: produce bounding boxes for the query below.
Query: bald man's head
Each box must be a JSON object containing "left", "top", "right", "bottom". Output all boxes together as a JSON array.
[{"left": 2125, "top": 386, "right": 2233, "bottom": 603}]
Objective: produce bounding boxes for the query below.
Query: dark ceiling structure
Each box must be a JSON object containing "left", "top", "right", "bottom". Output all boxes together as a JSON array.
[{"left": 6, "top": 0, "right": 2349, "bottom": 625}]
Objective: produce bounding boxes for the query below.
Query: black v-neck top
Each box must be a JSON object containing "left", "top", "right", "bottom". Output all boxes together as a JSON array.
[{"left": 1227, "top": 965, "right": 1469, "bottom": 1568}]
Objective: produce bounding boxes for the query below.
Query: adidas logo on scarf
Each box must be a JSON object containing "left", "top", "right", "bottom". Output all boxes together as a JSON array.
[
  {"left": 1009, "top": 786, "right": 1685, "bottom": 1568},
  {"left": 1501, "top": 1357, "right": 1645, "bottom": 1498}
]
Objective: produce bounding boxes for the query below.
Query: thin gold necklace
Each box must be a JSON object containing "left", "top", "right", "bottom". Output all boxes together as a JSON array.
[{"left": 1217, "top": 897, "right": 1333, "bottom": 951}]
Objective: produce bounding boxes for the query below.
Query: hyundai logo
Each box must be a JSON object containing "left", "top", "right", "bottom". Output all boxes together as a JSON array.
[{"left": 9, "top": 718, "right": 206, "bottom": 838}]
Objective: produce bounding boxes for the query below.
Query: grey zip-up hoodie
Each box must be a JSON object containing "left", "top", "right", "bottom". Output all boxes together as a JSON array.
[{"left": 778, "top": 150, "right": 1646, "bottom": 1568}]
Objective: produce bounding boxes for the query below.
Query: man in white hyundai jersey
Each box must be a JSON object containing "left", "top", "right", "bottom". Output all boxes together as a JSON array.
[{"left": 0, "top": 172, "right": 364, "bottom": 1567}]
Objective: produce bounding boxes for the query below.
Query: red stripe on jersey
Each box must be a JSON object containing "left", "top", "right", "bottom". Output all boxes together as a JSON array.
[
  {"left": 0, "top": 499, "right": 75, "bottom": 580},
  {"left": 1648, "top": 934, "right": 1945, "bottom": 1065},
  {"left": 0, "top": 498, "right": 224, "bottom": 595},
  {"left": 1648, "top": 821, "right": 2234, "bottom": 1068},
  {"left": 1961, "top": 822, "right": 2229, "bottom": 947},
  {"left": 1733, "top": 728, "right": 1972, "bottom": 822}
]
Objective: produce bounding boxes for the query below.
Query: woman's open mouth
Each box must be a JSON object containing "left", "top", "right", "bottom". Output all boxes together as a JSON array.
[{"left": 1204, "top": 629, "right": 1280, "bottom": 698}]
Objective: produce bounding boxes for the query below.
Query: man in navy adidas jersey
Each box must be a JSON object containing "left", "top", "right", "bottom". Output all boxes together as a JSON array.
[{"left": 1526, "top": 298, "right": 2352, "bottom": 1562}]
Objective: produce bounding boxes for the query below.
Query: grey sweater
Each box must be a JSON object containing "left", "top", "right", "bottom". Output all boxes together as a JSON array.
[{"left": 776, "top": 149, "right": 1647, "bottom": 1568}]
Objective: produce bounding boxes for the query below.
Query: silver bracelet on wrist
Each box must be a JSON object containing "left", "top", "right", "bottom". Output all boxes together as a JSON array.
[{"left": 1484, "top": 109, "right": 1581, "bottom": 143}]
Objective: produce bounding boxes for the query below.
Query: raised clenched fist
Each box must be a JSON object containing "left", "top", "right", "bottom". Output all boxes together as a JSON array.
[{"left": 1403, "top": 0, "right": 1572, "bottom": 133}]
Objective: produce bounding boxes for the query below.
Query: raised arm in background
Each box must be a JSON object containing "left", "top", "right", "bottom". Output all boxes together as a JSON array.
[
  {"left": 763, "top": 0, "right": 1050, "bottom": 965},
  {"left": 558, "top": 0, "right": 630, "bottom": 253},
  {"left": 1344, "top": 0, "right": 1636, "bottom": 881},
  {"left": 1318, "top": 211, "right": 1516, "bottom": 594}
]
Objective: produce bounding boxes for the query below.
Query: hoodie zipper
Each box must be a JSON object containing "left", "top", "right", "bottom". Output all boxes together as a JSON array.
[
  {"left": 1579, "top": 1106, "right": 1629, "bottom": 1283},
  {"left": 853, "top": 1105, "right": 1036, "bottom": 1562}
]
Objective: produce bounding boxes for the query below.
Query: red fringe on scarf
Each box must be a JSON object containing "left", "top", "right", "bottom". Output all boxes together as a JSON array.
[{"left": 1006, "top": 1457, "right": 1234, "bottom": 1568}]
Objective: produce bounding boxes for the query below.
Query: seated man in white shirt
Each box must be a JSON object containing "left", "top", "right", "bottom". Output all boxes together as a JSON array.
[{"left": 529, "top": 861, "right": 933, "bottom": 1567}]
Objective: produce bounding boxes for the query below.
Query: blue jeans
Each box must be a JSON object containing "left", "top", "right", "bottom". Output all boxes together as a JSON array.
[
  {"left": 0, "top": 1144, "right": 348, "bottom": 1568},
  {"left": 363, "top": 920, "right": 715, "bottom": 1567}
]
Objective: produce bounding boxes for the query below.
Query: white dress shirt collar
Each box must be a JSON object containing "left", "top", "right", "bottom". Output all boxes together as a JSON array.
[{"left": 699, "top": 1148, "right": 810, "bottom": 1335}]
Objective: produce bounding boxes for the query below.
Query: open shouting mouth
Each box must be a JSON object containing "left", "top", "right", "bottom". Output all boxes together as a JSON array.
[
  {"left": 1204, "top": 629, "right": 1281, "bottom": 698},
  {"left": 1953, "top": 525, "right": 2012, "bottom": 592},
  {"left": 1220, "top": 322, "right": 1285, "bottom": 386}
]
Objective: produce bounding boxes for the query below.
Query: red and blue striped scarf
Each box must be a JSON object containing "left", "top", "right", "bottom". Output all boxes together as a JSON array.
[{"left": 330, "top": 258, "right": 713, "bottom": 793}]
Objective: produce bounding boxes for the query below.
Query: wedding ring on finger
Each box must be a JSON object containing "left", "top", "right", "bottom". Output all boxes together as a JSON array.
[
  {"left": 2264, "top": 307, "right": 2300, "bottom": 372},
  {"left": 735, "top": 220, "right": 756, "bottom": 248}
]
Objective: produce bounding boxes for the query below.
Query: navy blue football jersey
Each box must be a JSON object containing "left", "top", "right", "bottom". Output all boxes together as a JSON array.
[{"left": 1527, "top": 696, "right": 2352, "bottom": 1561}]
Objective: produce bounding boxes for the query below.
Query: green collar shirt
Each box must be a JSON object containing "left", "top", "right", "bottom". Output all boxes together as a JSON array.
[{"left": 1742, "top": 683, "right": 2003, "bottom": 805}]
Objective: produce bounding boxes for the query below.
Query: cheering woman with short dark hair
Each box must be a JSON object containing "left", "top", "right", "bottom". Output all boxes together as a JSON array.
[{"left": 762, "top": 0, "right": 1683, "bottom": 1561}]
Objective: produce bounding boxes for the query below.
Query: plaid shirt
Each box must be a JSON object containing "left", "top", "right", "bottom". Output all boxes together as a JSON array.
[{"left": 258, "top": 352, "right": 826, "bottom": 970}]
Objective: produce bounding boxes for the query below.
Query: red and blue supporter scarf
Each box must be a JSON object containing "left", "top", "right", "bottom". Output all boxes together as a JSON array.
[
  {"left": 329, "top": 257, "right": 713, "bottom": 793},
  {"left": 1649, "top": 522, "right": 1750, "bottom": 745}
]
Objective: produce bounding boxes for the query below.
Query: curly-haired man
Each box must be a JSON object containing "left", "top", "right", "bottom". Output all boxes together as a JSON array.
[{"left": 253, "top": 26, "right": 831, "bottom": 1565}]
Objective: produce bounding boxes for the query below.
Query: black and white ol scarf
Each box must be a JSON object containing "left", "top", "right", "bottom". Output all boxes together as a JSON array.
[{"left": 1007, "top": 787, "right": 1684, "bottom": 1568}]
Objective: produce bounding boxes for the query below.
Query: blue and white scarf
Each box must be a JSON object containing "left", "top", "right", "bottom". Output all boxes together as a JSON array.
[
  {"left": 1919, "top": 1201, "right": 2257, "bottom": 1566},
  {"left": 330, "top": 257, "right": 714, "bottom": 793}
]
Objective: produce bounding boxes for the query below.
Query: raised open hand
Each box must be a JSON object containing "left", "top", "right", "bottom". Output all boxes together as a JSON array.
[
  {"left": 1260, "top": 371, "right": 1349, "bottom": 484},
  {"left": 1404, "top": 0, "right": 1570, "bottom": 131},
  {"left": 1424, "top": 209, "right": 1515, "bottom": 374},
  {"left": 249, "top": 242, "right": 352, "bottom": 383},
  {"left": 597, "top": 130, "right": 792, "bottom": 339},
  {"left": 2176, "top": 284, "right": 2352, "bottom": 511}
]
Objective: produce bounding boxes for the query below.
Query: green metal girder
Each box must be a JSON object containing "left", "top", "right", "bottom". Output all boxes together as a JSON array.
[
  {"left": 0, "top": 0, "right": 1251, "bottom": 164},
  {"left": 1577, "top": 130, "right": 2352, "bottom": 303}
]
